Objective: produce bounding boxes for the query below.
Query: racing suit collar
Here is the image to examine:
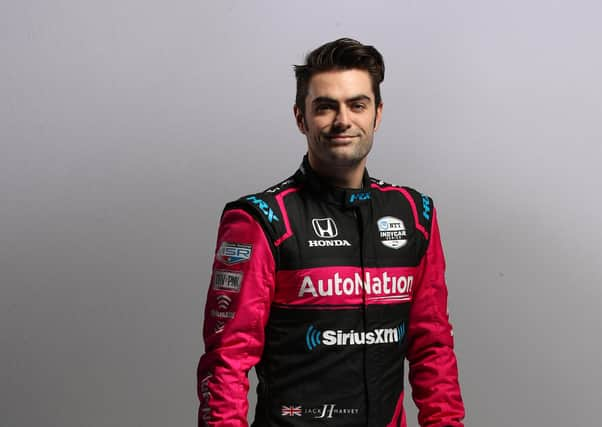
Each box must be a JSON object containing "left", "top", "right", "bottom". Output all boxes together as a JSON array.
[{"left": 293, "top": 154, "right": 373, "bottom": 208}]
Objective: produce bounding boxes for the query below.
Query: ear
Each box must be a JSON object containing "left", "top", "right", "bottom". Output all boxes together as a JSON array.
[
  {"left": 293, "top": 104, "right": 307, "bottom": 135},
  {"left": 373, "top": 102, "right": 383, "bottom": 131}
]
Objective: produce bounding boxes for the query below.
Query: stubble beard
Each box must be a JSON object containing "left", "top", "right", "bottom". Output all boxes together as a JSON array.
[{"left": 312, "top": 134, "right": 373, "bottom": 169}]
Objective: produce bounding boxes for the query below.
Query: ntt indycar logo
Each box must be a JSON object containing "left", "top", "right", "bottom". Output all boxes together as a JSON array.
[
  {"left": 305, "top": 324, "right": 405, "bottom": 350},
  {"left": 298, "top": 272, "right": 414, "bottom": 300},
  {"left": 377, "top": 216, "right": 408, "bottom": 249}
]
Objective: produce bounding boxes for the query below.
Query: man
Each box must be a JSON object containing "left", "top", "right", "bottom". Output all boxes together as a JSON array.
[{"left": 197, "top": 38, "right": 465, "bottom": 427}]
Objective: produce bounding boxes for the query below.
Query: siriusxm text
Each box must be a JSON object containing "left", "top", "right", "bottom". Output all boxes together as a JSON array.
[{"left": 322, "top": 328, "right": 400, "bottom": 346}]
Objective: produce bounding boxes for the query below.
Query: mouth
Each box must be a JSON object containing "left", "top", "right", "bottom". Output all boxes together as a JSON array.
[{"left": 326, "top": 135, "right": 357, "bottom": 143}]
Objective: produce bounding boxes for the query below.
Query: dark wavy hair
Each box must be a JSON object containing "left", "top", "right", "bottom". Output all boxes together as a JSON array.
[{"left": 294, "top": 38, "right": 385, "bottom": 116}]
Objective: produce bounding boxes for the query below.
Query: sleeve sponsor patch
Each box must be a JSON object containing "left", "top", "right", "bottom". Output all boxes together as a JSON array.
[
  {"left": 210, "top": 309, "right": 236, "bottom": 319},
  {"left": 210, "top": 294, "right": 236, "bottom": 319},
  {"left": 216, "top": 242, "right": 252, "bottom": 265},
  {"left": 199, "top": 373, "right": 212, "bottom": 422},
  {"left": 213, "top": 270, "right": 243, "bottom": 292}
]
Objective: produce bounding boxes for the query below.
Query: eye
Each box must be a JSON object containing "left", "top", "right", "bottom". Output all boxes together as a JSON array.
[
  {"left": 351, "top": 103, "right": 366, "bottom": 112},
  {"left": 315, "top": 104, "right": 334, "bottom": 112}
]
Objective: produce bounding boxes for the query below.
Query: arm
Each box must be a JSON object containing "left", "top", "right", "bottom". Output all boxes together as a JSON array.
[
  {"left": 197, "top": 208, "right": 276, "bottom": 427},
  {"left": 406, "top": 207, "right": 465, "bottom": 427}
]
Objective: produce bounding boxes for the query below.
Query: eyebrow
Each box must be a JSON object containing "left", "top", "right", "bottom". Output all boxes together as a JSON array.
[{"left": 311, "top": 95, "right": 372, "bottom": 105}]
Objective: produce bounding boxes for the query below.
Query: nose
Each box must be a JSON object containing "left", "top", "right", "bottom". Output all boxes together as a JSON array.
[{"left": 333, "top": 106, "right": 351, "bottom": 130}]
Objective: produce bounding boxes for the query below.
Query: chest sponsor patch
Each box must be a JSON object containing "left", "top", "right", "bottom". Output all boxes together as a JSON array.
[
  {"left": 274, "top": 266, "right": 418, "bottom": 305},
  {"left": 298, "top": 271, "right": 413, "bottom": 302},
  {"left": 213, "top": 270, "right": 243, "bottom": 292},
  {"left": 308, "top": 217, "right": 352, "bottom": 247},
  {"left": 305, "top": 324, "right": 405, "bottom": 350},
  {"left": 216, "top": 242, "right": 252, "bottom": 265},
  {"left": 377, "top": 216, "right": 407, "bottom": 249}
]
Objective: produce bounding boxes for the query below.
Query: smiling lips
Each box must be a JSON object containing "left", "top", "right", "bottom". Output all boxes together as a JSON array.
[{"left": 326, "top": 134, "right": 358, "bottom": 143}]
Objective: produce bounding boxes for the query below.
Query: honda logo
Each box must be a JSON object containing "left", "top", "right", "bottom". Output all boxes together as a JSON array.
[{"left": 312, "top": 218, "right": 338, "bottom": 239}]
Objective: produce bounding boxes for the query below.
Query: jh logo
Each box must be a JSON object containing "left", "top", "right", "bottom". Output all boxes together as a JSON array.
[{"left": 314, "top": 404, "right": 335, "bottom": 419}]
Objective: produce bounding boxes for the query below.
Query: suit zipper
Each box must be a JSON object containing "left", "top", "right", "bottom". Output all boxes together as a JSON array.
[{"left": 354, "top": 207, "right": 370, "bottom": 421}]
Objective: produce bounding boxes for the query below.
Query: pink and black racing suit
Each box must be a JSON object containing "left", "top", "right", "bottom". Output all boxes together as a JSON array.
[{"left": 197, "top": 156, "right": 465, "bottom": 426}]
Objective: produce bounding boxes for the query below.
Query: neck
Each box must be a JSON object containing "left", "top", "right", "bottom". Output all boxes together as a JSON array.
[{"left": 307, "top": 153, "right": 366, "bottom": 189}]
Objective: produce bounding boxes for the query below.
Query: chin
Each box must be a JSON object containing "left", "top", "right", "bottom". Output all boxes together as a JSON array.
[{"left": 326, "top": 152, "right": 366, "bottom": 166}]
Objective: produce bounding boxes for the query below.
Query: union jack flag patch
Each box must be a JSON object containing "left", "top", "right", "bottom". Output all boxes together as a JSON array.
[{"left": 281, "top": 405, "right": 302, "bottom": 417}]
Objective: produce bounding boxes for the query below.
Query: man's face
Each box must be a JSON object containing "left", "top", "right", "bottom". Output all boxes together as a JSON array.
[{"left": 294, "top": 69, "right": 383, "bottom": 172}]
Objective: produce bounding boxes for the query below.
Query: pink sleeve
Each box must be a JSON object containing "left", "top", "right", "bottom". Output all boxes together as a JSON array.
[
  {"left": 197, "top": 209, "right": 276, "bottom": 427},
  {"left": 406, "top": 207, "right": 465, "bottom": 427}
]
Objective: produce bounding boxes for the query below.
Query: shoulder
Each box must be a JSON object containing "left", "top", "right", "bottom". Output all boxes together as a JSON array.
[{"left": 222, "top": 177, "right": 298, "bottom": 243}]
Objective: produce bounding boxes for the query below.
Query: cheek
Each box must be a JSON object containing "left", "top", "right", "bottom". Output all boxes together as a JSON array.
[
  {"left": 361, "top": 117, "right": 377, "bottom": 132},
  {"left": 307, "top": 119, "right": 330, "bottom": 134},
  {"left": 311, "top": 112, "right": 335, "bottom": 125}
]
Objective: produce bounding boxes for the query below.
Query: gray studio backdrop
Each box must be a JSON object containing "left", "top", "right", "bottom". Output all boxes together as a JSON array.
[{"left": 2, "top": 1, "right": 600, "bottom": 426}]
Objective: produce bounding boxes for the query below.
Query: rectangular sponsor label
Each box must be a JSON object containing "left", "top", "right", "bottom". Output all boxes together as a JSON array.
[
  {"left": 274, "top": 266, "right": 418, "bottom": 306},
  {"left": 213, "top": 270, "right": 243, "bottom": 292}
]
